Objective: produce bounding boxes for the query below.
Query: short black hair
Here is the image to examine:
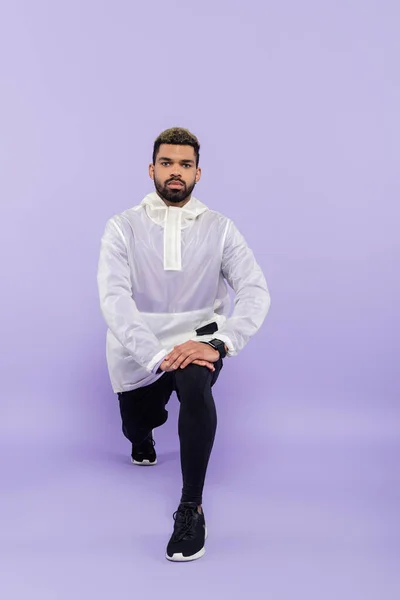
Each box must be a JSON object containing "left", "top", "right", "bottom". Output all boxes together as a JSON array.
[{"left": 152, "top": 127, "right": 200, "bottom": 167}]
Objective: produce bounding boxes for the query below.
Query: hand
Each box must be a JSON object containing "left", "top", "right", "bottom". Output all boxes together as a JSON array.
[
  {"left": 160, "top": 357, "right": 215, "bottom": 373},
  {"left": 160, "top": 341, "right": 220, "bottom": 372}
]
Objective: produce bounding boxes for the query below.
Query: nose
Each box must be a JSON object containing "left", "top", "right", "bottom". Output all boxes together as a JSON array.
[{"left": 170, "top": 165, "right": 184, "bottom": 179}]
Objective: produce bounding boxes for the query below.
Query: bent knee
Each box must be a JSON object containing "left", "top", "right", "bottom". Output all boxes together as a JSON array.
[
  {"left": 175, "top": 362, "right": 212, "bottom": 378},
  {"left": 174, "top": 362, "right": 213, "bottom": 391}
]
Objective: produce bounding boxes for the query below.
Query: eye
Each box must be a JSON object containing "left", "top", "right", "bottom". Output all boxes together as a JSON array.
[
  {"left": 183, "top": 164, "right": 191, "bottom": 168},
  {"left": 161, "top": 162, "right": 170, "bottom": 166}
]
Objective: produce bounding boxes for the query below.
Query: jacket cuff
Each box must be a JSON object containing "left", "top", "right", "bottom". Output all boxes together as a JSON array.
[
  {"left": 147, "top": 349, "right": 169, "bottom": 373},
  {"left": 147, "top": 347, "right": 175, "bottom": 374}
]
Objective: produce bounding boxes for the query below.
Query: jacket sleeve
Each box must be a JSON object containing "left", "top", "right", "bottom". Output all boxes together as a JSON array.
[
  {"left": 215, "top": 219, "right": 271, "bottom": 356},
  {"left": 97, "top": 217, "right": 169, "bottom": 373}
]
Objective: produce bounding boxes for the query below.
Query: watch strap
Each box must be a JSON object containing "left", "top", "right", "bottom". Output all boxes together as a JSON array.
[{"left": 200, "top": 338, "right": 227, "bottom": 359}]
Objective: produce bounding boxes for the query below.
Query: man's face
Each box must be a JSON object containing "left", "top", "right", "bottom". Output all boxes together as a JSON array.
[{"left": 149, "top": 144, "right": 201, "bottom": 206}]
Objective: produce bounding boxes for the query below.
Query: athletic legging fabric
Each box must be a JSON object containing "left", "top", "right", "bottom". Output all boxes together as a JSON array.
[{"left": 118, "top": 358, "right": 223, "bottom": 505}]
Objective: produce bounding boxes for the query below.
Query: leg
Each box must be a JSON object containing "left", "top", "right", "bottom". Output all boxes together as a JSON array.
[
  {"left": 118, "top": 372, "right": 174, "bottom": 446},
  {"left": 174, "top": 358, "right": 223, "bottom": 505}
]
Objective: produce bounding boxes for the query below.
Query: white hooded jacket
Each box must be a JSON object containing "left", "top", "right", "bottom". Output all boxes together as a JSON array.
[{"left": 97, "top": 191, "right": 271, "bottom": 393}]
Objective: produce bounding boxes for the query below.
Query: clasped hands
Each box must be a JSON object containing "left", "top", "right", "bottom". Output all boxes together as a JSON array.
[{"left": 159, "top": 340, "right": 220, "bottom": 373}]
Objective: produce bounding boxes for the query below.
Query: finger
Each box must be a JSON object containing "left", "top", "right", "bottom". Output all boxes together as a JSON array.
[
  {"left": 168, "top": 354, "right": 183, "bottom": 369},
  {"left": 187, "top": 359, "right": 215, "bottom": 371},
  {"left": 161, "top": 358, "right": 180, "bottom": 372},
  {"left": 179, "top": 352, "right": 203, "bottom": 369},
  {"left": 169, "top": 354, "right": 189, "bottom": 370},
  {"left": 167, "top": 341, "right": 194, "bottom": 359},
  {"left": 200, "top": 361, "right": 215, "bottom": 371},
  {"left": 172, "top": 350, "right": 199, "bottom": 370},
  {"left": 163, "top": 352, "right": 182, "bottom": 368},
  {"left": 166, "top": 341, "right": 201, "bottom": 363}
]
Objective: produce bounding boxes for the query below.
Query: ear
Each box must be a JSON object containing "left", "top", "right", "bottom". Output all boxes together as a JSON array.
[
  {"left": 195, "top": 167, "right": 202, "bottom": 183},
  {"left": 149, "top": 163, "right": 154, "bottom": 180}
]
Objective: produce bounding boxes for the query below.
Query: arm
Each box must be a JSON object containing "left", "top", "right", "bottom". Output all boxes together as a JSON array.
[
  {"left": 97, "top": 217, "right": 169, "bottom": 373},
  {"left": 215, "top": 219, "right": 271, "bottom": 356}
]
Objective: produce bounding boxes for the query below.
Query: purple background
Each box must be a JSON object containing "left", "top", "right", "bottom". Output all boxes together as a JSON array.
[{"left": 1, "top": 0, "right": 399, "bottom": 598}]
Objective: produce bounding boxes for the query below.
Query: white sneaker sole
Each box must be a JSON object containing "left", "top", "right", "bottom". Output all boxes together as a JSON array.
[
  {"left": 166, "top": 527, "right": 208, "bottom": 562},
  {"left": 130, "top": 457, "right": 157, "bottom": 466}
]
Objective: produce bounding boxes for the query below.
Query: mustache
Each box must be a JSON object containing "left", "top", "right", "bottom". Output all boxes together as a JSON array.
[{"left": 166, "top": 178, "right": 185, "bottom": 185}]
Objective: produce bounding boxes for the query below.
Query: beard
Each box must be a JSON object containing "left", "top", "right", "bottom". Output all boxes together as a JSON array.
[{"left": 154, "top": 175, "right": 197, "bottom": 204}]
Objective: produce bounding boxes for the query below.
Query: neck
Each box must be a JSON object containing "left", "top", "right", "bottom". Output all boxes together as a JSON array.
[{"left": 156, "top": 192, "right": 192, "bottom": 208}]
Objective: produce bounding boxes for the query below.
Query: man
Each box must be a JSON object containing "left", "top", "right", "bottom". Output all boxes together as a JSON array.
[{"left": 97, "top": 127, "right": 271, "bottom": 562}]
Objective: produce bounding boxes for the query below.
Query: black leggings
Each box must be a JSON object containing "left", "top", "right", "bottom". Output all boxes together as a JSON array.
[{"left": 118, "top": 358, "right": 223, "bottom": 505}]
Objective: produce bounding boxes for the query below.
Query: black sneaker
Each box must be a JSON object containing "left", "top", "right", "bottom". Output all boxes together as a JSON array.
[
  {"left": 166, "top": 502, "right": 207, "bottom": 562},
  {"left": 131, "top": 431, "right": 157, "bottom": 466}
]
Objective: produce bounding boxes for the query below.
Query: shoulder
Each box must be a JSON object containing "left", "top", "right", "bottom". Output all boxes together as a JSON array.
[
  {"left": 105, "top": 204, "right": 145, "bottom": 231},
  {"left": 100, "top": 206, "right": 143, "bottom": 249},
  {"left": 202, "top": 207, "right": 232, "bottom": 229}
]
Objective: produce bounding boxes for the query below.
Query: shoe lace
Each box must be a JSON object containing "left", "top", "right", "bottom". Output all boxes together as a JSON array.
[{"left": 172, "top": 505, "right": 198, "bottom": 542}]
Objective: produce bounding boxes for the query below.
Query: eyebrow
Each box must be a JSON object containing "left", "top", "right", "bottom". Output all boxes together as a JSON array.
[{"left": 157, "top": 157, "right": 195, "bottom": 164}]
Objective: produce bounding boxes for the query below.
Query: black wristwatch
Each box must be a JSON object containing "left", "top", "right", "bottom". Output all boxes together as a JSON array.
[{"left": 201, "top": 338, "right": 227, "bottom": 359}]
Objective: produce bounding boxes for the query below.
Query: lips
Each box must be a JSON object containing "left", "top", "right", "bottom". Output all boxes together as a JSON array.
[{"left": 167, "top": 180, "right": 184, "bottom": 188}]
